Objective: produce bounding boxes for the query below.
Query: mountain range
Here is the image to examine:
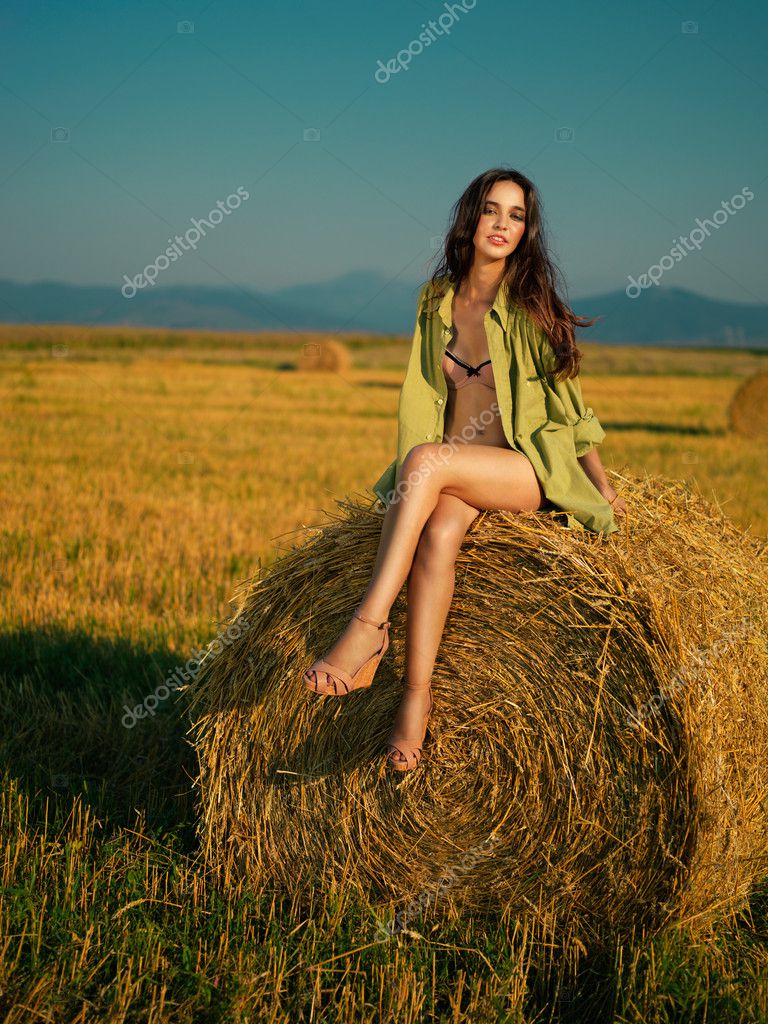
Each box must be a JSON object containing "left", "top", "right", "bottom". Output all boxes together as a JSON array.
[{"left": 0, "top": 273, "right": 765, "bottom": 348}]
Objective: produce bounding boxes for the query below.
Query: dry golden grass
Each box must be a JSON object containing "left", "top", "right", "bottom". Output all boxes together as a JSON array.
[
  {"left": 1, "top": 327, "right": 768, "bottom": 1021},
  {"left": 2, "top": 348, "right": 767, "bottom": 652}
]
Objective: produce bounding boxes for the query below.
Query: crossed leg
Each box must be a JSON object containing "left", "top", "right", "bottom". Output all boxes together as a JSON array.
[
  {"left": 384, "top": 491, "right": 480, "bottom": 765},
  {"left": 303, "top": 441, "right": 546, "bottom": 696},
  {"left": 404, "top": 491, "right": 480, "bottom": 688}
]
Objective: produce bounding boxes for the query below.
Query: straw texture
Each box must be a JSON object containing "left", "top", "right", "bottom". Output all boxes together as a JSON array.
[{"left": 185, "top": 469, "right": 768, "bottom": 947}]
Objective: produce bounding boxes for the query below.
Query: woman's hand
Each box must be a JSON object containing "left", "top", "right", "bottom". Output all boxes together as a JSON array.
[
  {"left": 577, "top": 451, "right": 627, "bottom": 518},
  {"left": 599, "top": 484, "right": 627, "bottom": 517}
]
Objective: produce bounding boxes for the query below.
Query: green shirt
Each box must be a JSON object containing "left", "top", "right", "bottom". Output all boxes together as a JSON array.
[{"left": 371, "top": 275, "right": 619, "bottom": 537}]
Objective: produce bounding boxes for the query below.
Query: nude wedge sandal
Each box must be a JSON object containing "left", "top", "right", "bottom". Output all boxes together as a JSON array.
[
  {"left": 303, "top": 608, "right": 391, "bottom": 696},
  {"left": 385, "top": 681, "right": 434, "bottom": 771}
]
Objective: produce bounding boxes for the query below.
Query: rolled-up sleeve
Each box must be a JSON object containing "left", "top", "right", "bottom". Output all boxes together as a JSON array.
[
  {"left": 536, "top": 323, "right": 606, "bottom": 457},
  {"left": 552, "top": 373, "right": 606, "bottom": 457}
]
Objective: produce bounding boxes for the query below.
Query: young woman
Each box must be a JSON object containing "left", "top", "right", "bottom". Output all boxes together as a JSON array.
[{"left": 302, "top": 167, "right": 627, "bottom": 772}]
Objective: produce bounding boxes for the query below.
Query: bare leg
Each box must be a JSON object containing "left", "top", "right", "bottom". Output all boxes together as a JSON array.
[
  {"left": 386, "top": 493, "right": 479, "bottom": 766},
  {"left": 405, "top": 493, "right": 480, "bottom": 688},
  {"left": 304, "top": 446, "right": 444, "bottom": 692},
  {"left": 304, "top": 442, "right": 544, "bottom": 693}
]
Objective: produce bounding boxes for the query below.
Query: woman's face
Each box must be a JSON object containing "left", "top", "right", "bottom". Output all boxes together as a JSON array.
[{"left": 471, "top": 180, "right": 527, "bottom": 262}]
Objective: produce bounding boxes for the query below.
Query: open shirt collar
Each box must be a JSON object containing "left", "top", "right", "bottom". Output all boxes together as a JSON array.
[{"left": 433, "top": 276, "right": 513, "bottom": 332}]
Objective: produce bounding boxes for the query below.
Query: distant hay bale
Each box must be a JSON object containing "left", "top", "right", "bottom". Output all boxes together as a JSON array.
[
  {"left": 728, "top": 371, "right": 768, "bottom": 437},
  {"left": 185, "top": 471, "right": 768, "bottom": 949},
  {"left": 297, "top": 337, "right": 352, "bottom": 373}
]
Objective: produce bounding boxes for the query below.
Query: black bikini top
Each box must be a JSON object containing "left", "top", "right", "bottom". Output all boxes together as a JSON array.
[{"left": 442, "top": 349, "right": 496, "bottom": 391}]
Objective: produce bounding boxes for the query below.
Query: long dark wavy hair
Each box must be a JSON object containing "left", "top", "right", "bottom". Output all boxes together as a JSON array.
[{"left": 429, "top": 167, "right": 595, "bottom": 379}]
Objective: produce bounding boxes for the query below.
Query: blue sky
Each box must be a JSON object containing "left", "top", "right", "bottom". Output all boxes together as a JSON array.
[{"left": 1, "top": 0, "right": 766, "bottom": 303}]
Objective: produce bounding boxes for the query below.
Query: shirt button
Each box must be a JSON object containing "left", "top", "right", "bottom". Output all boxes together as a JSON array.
[
  {"left": 436, "top": 398, "right": 443, "bottom": 405},
  {"left": 425, "top": 434, "right": 432, "bottom": 440},
  {"left": 443, "top": 327, "right": 451, "bottom": 336}
]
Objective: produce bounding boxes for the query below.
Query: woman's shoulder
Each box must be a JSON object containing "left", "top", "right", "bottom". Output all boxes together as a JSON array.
[{"left": 418, "top": 274, "right": 451, "bottom": 314}]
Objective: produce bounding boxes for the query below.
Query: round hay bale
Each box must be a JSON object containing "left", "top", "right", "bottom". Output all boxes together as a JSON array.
[
  {"left": 297, "top": 337, "right": 352, "bottom": 373},
  {"left": 185, "top": 471, "right": 768, "bottom": 949},
  {"left": 728, "top": 370, "right": 768, "bottom": 437}
]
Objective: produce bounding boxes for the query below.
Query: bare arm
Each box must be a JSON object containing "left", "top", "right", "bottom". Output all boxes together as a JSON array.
[
  {"left": 536, "top": 324, "right": 627, "bottom": 517},
  {"left": 578, "top": 448, "right": 627, "bottom": 516}
]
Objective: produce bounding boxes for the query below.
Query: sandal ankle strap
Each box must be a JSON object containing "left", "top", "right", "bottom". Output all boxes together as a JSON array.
[{"left": 353, "top": 608, "right": 390, "bottom": 630}]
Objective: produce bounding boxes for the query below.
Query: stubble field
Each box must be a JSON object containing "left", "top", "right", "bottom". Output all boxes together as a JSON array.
[{"left": 1, "top": 323, "right": 767, "bottom": 1022}]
